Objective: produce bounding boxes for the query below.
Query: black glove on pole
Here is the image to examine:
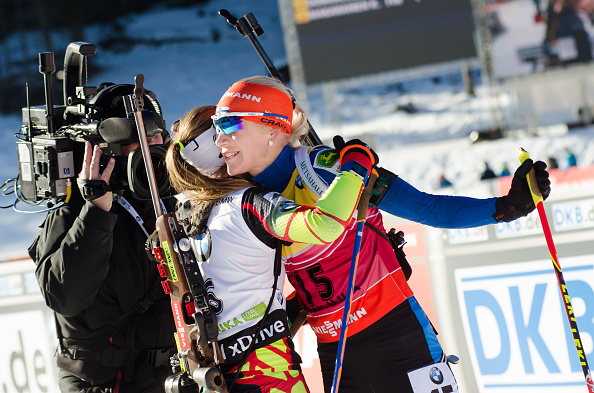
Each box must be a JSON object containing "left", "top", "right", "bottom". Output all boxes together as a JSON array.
[{"left": 493, "top": 159, "right": 551, "bottom": 222}]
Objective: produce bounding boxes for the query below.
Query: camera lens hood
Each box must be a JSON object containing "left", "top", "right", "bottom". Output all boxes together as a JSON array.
[{"left": 126, "top": 144, "right": 172, "bottom": 200}]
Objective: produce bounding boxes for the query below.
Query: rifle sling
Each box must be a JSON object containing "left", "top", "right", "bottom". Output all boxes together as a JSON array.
[{"left": 228, "top": 239, "right": 283, "bottom": 390}]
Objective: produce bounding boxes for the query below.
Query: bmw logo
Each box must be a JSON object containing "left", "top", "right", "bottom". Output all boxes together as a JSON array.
[{"left": 429, "top": 367, "right": 443, "bottom": 384}]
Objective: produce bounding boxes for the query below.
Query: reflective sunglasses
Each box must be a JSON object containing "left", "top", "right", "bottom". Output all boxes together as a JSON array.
[
  {"left": 212, "top": 112, "right": 289, "bottom": 135},
  {"left": 212, "top": 116, "right": 244, "bottom": 135}
]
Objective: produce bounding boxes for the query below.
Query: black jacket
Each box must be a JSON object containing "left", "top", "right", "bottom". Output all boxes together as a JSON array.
[{"left": 29, "top": 192, "right": 176, "bottom": 389}]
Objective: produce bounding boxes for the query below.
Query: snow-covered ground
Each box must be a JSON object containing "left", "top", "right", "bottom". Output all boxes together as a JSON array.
[{"left": 1, "top": 0, "right": 593, "bottom": 259}]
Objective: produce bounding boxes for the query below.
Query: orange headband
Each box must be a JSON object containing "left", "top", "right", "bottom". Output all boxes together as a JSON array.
[{"left": 216, "top": 81, "right": 294, "bottom": 134}]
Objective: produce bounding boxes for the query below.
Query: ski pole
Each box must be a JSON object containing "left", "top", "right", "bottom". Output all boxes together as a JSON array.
[
  {"left": 330, "top": 171, "right": 378, "bottom": 393},
  {"left": 518, "top": 148, "right": 594, "bottom": 393},
  {"left": 218, "top": 9, "right": 323, "bottom": 147}
]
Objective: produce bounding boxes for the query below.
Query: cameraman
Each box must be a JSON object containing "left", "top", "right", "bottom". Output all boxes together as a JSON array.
[{"left": 29, "top": 130, "right": 176, "bottom": 393}]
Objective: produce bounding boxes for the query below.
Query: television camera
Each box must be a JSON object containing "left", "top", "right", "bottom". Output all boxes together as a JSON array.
[{"left": 13, "top": 41, "right": 171, "bottom": 209}]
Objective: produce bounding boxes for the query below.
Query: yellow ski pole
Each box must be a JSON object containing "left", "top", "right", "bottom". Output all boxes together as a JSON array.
[{"left": 519, "top": 147, "right": 593, "bottom": 393}]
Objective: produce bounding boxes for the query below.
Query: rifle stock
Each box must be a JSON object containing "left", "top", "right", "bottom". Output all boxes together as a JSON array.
[{"left": 155, "top": 213, "right": 228, "bottom": 393}]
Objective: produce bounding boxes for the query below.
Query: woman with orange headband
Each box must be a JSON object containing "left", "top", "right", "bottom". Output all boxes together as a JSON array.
[
  {"left": 212, "top": 76, "right": 551, "bottom": 393},
  {"left": 165, "top": 105, "right": 376, "bottom": 393}
]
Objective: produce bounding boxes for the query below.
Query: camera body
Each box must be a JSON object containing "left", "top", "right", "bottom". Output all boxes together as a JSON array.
[
  {"left": 16, "top": 42, "right": 171, "bottom": 206},
  {"left": 17, "top": 134, "right": 75, "bottom": 203}
]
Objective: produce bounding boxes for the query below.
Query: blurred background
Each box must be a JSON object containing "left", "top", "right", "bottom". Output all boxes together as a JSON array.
[{"left": 1, "top": 1, "right": 594, "bottom": 393}]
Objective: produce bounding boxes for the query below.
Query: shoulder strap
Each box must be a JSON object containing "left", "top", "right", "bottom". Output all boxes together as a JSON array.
[
  {"left": 364, "top": 221, "right": 389, "bottom": 242},
  {"left": 229, "top": 238, "right": 283, "bottom": 391},
  {"left": 107, "top": 279, "right": 168, "bottom": 336}
]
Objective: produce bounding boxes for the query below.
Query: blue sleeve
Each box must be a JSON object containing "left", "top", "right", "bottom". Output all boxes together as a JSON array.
[{"left": 377, "top": 177, "right": 498, "bottom": 228}]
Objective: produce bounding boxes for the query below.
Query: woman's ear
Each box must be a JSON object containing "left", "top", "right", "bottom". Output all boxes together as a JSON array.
[{"left": 267, "top": 129, "right": 280, "bottom": 144}]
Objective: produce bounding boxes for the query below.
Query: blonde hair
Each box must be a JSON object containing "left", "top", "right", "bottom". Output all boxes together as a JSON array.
[
  {"left": 239, "top": 75, "right": 310, "bottom": 148},
  {"left": 167, "top": 105, "right": 254, "bottom": 211}
]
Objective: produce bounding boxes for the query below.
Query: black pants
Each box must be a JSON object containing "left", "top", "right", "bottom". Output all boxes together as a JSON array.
[{"left": 317, "top": 298, "right": 444, "bottom": 393}]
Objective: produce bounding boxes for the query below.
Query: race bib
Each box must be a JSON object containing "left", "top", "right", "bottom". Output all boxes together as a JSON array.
[{"left": 407, "top": 362, "right": 459, "bottom": 393}]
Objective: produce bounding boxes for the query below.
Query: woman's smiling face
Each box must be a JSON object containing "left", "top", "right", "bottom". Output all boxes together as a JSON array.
[{"left": 215, "top": 119, "right": 278, "bottom": 177}]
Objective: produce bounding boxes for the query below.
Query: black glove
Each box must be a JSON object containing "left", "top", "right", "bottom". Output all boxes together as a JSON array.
[
  {"left": 386, "top": 229, "right": 412, "bottom": 280},
  {"left": 333, "top": 135, "right": 379, "bottom": 185},
  {"left": 77, "top": 178, "right": 111, "bottom": 201},
  {"left": 493, "top": 159, "right": 551, "bottom": 222}
]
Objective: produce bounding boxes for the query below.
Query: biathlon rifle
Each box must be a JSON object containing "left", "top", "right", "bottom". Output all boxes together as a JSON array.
[
  {"left": 218, "top": 9, "right": 323, "bottom": 147},
  {"left": 125, "top": 74, "right": 228, "bottom": 393}
]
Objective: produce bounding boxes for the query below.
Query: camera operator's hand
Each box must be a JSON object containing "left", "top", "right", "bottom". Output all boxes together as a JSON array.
[{"left": 80, "top": 142, "right": 115, "bottom": 212}]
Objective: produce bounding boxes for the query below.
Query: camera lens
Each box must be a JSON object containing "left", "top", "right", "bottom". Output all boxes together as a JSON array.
[
  {"left": 135, "top": 151, "right": 166, "bottom": 189},
  {"left": 126, "top": 145, "right": 171, "bottom": 200}
]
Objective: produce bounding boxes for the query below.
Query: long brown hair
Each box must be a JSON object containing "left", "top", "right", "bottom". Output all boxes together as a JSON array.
[{"left": 166, "top": 105, "right": 254, "bottom": 212}]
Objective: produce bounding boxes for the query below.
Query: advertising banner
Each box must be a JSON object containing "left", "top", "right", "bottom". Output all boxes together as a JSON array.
[
  {"left": 0, "top": 259, "right": 60, "bottom": 393},
  {"left": 455, "top": 257, "right": 594, "bottom": 392}
]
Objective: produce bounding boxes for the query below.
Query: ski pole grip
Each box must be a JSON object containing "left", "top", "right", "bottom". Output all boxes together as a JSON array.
[{"left": 518, "top": 147, "right": 544, "bottom": 203}]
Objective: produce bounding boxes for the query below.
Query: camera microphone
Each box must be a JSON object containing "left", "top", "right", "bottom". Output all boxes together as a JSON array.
[
  {"left": 69, "top": 121, "right": 100, "bottom": 134},
  {"left": 98, "top": 112, "right": 165, "bottom": 144},
  {"left": 39, "top": 52, "right": 56, "bottom": 136},
  {"left": 98, "top": 118, "right": 139, "bottom": 144}
]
